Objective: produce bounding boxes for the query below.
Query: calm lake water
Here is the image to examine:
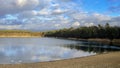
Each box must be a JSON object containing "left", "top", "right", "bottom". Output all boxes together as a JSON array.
[{"left": 0, "top": 37, "right": 120, "bottom": 64}]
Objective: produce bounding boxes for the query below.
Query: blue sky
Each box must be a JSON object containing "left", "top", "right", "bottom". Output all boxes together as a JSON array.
[
  {"left": 81, "top": 0, "right": 120, "bottom": 16},
  {"left": 82, "top": 0, "right": 109, "bottom": 13},
  {"left": 0, "top": 0, "right": 120, "bottom": 31}
]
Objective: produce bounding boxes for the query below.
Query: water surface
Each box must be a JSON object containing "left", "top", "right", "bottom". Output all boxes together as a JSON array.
[{"left": 0, "top": 37, "right": 120, "bottom": 64}]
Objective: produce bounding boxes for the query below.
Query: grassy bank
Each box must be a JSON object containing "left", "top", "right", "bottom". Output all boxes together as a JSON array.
[
  {"left": 0, "top": 35, "right": 43, "bottom": 38},
  {"left": 0, "top": 30, "right": 44, "bottom": 37},
  {"left": 112, "top": 39, "right": 120, "bottom": 45}
]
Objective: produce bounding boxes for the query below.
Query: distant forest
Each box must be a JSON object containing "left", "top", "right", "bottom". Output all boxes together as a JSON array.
[{"left": 45, "top": 23, "right": 120, "bottom": 40}]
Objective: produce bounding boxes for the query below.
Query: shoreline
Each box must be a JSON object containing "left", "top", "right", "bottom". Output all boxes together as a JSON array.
[
  {"left": 67, "top": 38, "right": 120, "bottom": 46},
  {"left": 0, "top": 51, "right": 120, "bottom": 68},
  {"left": 0, "top": 37, "right": 119, "bottom": 68},
  {"left": 0, "top": 36, "right": 120, "bottom": 45}
]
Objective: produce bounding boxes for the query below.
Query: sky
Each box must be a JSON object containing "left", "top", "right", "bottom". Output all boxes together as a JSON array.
[{"left": 0, "top": 0, "right": 120, "bottom": 31}]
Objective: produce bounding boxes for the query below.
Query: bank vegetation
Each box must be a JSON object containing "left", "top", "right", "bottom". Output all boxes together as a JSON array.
[
  {"left": 45, "top": 23, "right": 120, "bottom": 45},
  {"left": 0, "top": 30, "right": 44, "bottom": 37}
]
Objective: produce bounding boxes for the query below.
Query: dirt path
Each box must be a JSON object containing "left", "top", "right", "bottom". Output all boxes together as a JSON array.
[{"left": 0, "top": 52, "right": 120, "bottom": 68}]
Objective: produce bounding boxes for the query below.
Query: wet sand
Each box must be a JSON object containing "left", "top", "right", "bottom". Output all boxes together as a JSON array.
[{"left": 0, "top": 52, "right": 120, "bottom": 68}]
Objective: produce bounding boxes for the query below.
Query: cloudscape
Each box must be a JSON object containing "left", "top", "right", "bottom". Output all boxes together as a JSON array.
[{"left": 0, "top": 0, "right": 120, "bottom": 31}]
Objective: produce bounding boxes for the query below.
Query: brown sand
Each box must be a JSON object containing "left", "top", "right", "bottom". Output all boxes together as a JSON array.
[{"left": 0, "top": 52, "right": 120, "bottom": 68}]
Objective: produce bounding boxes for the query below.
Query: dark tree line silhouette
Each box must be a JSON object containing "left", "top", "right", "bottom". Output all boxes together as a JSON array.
[{"left": 45, "top": 23, "right": 120, "bottom": 40}]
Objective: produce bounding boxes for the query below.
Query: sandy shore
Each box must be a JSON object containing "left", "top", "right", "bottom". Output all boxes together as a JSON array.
[{"left": 0, "top": 52, "right": 120, "bottom": 68}]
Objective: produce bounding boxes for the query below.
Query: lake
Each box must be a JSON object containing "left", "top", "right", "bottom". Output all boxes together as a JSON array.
[{"left": 0, "top": 37, "right": 120, "bottom": 64}]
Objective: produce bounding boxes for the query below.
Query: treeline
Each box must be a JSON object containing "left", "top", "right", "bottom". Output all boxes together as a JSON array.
[
  {"left": 0, "top": 30, "right": 44, "bottom": 37},
  {"left": 45, "top": 23, "right": 120, "bottom": 40}
]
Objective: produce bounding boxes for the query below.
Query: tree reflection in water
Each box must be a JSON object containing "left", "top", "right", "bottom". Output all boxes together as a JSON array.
[{"left": 63, "top": 41, "right": 120, "bottom": 53}]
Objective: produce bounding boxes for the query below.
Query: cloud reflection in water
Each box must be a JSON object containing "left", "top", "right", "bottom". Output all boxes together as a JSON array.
[{"left": 0, "top": 37, "right": 119, "bottom": 64}]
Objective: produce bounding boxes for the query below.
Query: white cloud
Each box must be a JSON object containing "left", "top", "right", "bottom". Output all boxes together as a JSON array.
[
  {"left": 38, "top": 8, "right": 50, "bottom": 15},
  {"left": 18, "top": 10, "right": 37, "bottom": 19},
  {"left": 92, "top": 13, "right": 111, "bottom": 21},
  {"left": 54, "top": 24, "right": 60, "bottom": 27},
  {"left": 71, "top": 13, "right": 88, "bottom": 20},
  {"left": 84, "top": 23, "right": 94, "bottom": 27},
  {"left": 72, "top": 21, "right": 80, "bottom": 27},
  {"left": 52, "top": 9, "right": 68, "bottom": 15},
  {"left": 0, "top": 0, "right": 40, "bottom": 15},
  {"left": 0, "top": 0, "right": 119, "bottom": 30},
  {"left": 0, "top": 25, "right": 22, "bottom": 30},
  {"left": 59, "top": 0, "right": 72, "bottom": 2}
]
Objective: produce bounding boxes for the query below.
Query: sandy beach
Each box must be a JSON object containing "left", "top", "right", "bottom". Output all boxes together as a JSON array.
[{"left": 0, "top": 52, "right": 120, "bottom": 68}]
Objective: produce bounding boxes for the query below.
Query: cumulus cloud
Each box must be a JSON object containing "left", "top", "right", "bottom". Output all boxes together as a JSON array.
[
  {"left": 60, "top": 0, "right": 73, "bottom": 2},
  {"left": 84, "top": 23, "right": 94, "bottom": 27},
  {"left": 0, "top": 0, "right": 120, "bottom": 31},
  {"left": 54, "top": 24, "right": 60, "bottom": 27},
  {"left": 18, "top": 10, "right": 37, "bottom": 19},
  {"left": 0, "top": 25, "right": 22, "bottom": 30},
  {"left": 38, "top": 8, "right": 50, "bottom": 15},
  {"left": 0, "top": 0, "right": 40, "bottom": 16},
  {"left": 52, "top": 9, "right": 68, "bottom": 15},
  {"left": 92, "top": 13, "right": 111, "bottom": 21},
  {"left": 72, "top": 21, "right": 80, "bottom": 27}
]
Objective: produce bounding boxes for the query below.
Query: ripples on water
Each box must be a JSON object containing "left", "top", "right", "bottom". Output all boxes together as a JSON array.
[{"left": 0, "top": 37, "right": 120, "bottom": 64}]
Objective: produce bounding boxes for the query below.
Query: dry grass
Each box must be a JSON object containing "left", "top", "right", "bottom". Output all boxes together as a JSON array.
[
  {"left": 112, "top": 39, "right": 120, "bottom": 45},
  {"left": 88, "top": 38, "right": 111, "bottom": 44},
  {"left": 0, "top": 52, "right": 120, "bottom": 68}
]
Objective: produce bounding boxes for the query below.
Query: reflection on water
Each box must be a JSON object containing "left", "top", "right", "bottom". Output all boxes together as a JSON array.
[
  {"left": 64, "top": 41, "right": 120, "bottom": 53},
  {"left": 0, "top": 37, "right": 120, "bottom": 64}
]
